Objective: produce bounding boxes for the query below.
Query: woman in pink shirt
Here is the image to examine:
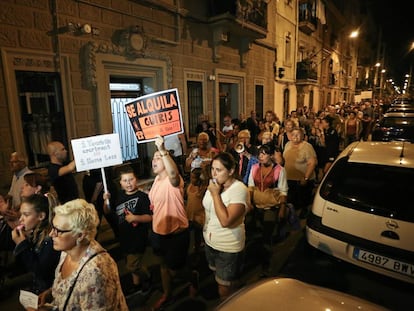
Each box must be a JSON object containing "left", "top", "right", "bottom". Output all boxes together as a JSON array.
[{"left": 149, "top": 135, "right": 197, "bottom": 310}]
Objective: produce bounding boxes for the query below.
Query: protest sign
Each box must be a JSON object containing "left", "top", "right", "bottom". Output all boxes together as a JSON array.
[
  {"left": 71, "top": 133, "right": 123, "bottom": 172},
  {"left": 360, "top": 91, "right": 373, "bottom": 99},
  {"left": 71, "top": 133, "right": 123, "bottom": 206},
  {"left": 125, "top": 88, "right": 184, "bottom": 143}
]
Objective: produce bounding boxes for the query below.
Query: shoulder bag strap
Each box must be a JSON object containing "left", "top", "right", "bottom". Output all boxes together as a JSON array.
[{"left": 62, "top": 250, "right": 106, "bottom": 311}]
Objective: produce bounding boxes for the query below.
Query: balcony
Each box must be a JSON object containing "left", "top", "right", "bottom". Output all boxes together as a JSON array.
[
  {"left": 208, "top": 0, "right": 268, "bottom": 39},
  {"left": 298, "top": 2, "right": 317, "bottom": 35},
  {"left": 296, "top": 60, "right": 318, "bottom": 81},
  {"left": 208, "top": 1, "right": 268, "bottom": 65}
]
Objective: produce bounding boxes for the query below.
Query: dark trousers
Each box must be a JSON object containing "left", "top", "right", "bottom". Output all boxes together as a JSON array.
[{"left": 287, "top": 179, "right": 315, "bottom": 210}]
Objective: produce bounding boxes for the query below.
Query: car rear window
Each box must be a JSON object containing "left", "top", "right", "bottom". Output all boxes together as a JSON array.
[
  {"left": 319, "top": 157, "right": 414, "bottom": 222},
  {"left": 382, "top": 117, "right": 414, "bottom": 127}
]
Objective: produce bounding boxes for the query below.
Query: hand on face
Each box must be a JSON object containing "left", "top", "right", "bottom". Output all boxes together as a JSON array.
[
  {"left": 208, "top": 178, "right": 221, "bottom": 195},
  {"left": 11, "top": 224, "right": 27, "bottom": 244}
]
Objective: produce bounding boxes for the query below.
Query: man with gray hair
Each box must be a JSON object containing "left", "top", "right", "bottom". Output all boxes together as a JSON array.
[{"left": 8, "top": 151, "right": 33, "bottom": 208}]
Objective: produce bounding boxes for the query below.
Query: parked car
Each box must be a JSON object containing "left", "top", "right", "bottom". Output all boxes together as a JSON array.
[
  {"left": 387, "top": 97, "right": 414, "bottom": 112},
  {"left": 385, "top": 107, "right": 414, "bottom": 113},
  {"left": 306, "top": 141, "right": 414, "bottom": 285},
  {"left": 216, "top": 277, "right": 388, "bottom": 310},
  {"left": 371, "top": 111, "right": 414, "bottom": 142}
]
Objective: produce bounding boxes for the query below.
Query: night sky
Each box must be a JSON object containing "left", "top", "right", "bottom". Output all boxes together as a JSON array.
[{"left": 367, "top": 1, "right": 414, "bottom": 86}]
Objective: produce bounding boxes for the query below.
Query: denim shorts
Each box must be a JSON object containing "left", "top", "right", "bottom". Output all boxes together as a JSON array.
[{"left": 205, "top": 244, "right": 244, "bottom": 286}]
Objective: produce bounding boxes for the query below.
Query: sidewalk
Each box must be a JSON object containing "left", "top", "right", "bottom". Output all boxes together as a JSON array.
[
  {"left": 0, "top": 217, "right": 306, "bottom": 311},
  {"left": 118, "top": 218, "right": 307, "bottom": 311}
]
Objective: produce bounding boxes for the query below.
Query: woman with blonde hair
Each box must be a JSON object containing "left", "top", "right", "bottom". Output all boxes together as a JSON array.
[{"left": 36, "top": 199, "right": 127, "bottom": 311}]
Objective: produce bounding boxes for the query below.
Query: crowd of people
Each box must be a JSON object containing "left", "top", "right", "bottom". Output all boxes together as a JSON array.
[{"left": 0, "top": 99, "right": 381, "bottom": 310}]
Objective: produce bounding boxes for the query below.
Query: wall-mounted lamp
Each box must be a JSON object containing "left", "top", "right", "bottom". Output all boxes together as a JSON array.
[
  {"left": 278, "top": 67, "right": 285, "bottom": 78},
  {"left": 48, "top": 22, "right": 98, "bottom": 36},
  {"left": 208, "top": 75, "right": 216, "bottom": 81},
  {"left": 79, "top": 23, "right": 92, "bottom": 34}
]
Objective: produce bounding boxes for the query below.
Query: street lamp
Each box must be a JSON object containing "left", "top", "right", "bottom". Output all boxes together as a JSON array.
[
  {"left": 373, "top": 62, "right": 381, "bottom": 86},
  {"left": 403, "top": 73, "right": 410, "bottom": 95},
  {"left": 379, "top": 68, "right": 386, "bottom": 99},
  {"left": 344, "top": 29, "right": 359, "bottom": 102},
  {"left": 349, "top": 30, "right": 359, "bottom": 39}
]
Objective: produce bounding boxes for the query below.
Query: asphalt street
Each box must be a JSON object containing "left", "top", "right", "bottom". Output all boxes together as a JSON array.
[{"left": 0, "top": 216, "right": 306, "bottom": 311}]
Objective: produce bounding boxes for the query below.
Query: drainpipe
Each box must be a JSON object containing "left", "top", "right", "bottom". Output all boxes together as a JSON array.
[{"left": 50, "top": 0, "right": 61, "bottom": 72}]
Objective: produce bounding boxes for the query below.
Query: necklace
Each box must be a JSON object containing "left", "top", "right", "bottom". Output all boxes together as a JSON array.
[
  {"left": 260, "top": 164, "right": 272, "bottom": 179},
  {"left": 260, "top": 164, "right": 273, "bottom": 191}
]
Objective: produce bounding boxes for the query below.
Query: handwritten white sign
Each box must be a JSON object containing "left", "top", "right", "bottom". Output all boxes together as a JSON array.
[
  {"left": 19, "top": 290, "right": 38, "bottom": 309},
  {"left": 71, "top": 133, "right": 123, "bottom": 172},
  {"left": 360, "top": 90, "right": 373, "bottom": 100}
]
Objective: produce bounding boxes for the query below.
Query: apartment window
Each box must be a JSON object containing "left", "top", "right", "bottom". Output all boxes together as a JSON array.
[
  {"left": 16, "top": 71, "right": 67, "bottom": 168},
  {"left": 299, "top": 1, "right": 316, "bottom": 22},
  {"left": 187, "top": 81, "right": 203, "bottom": 137},
  {"left": 255, "top": 84, "right": 264, "bottom": 118},
  {"left": 309, "top": 90, "right": 314, "bottom": 111},
  {"left": 284, "top": 33, "right": 292, "bottom": 66}
]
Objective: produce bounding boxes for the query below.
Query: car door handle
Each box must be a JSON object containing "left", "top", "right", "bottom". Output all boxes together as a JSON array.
[{"left": 381, "top": 230, "right": 399, "bottom": 240}]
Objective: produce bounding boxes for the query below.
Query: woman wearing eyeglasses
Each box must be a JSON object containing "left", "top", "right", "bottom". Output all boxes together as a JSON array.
[
  {"left": 36, "top": 199, "right": 127, "bottom": 311},
  {"left": 12, "top": 194, "right": 60, "bottom": 295}
]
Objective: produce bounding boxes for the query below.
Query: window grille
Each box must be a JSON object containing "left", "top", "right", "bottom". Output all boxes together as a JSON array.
[
  {"left": 111, "top": 97, "right": 139, "bottom": 161},
  {"left": 187, "top": 81, "right": 203, "bottom": 137}
]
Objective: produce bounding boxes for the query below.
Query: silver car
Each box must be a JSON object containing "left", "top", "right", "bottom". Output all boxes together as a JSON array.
[{"left": 216, "top": 277, "right": 388, "bottom": 310}]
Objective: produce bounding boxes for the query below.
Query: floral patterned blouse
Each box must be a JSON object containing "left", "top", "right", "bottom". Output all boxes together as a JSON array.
[{"left": 51, "top": 240, "right": 128, "bottom": 310}]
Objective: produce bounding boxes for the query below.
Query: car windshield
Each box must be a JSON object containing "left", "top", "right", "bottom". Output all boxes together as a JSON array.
[{"left": 319, "top": 157, "right": 414, "bottom": 222}]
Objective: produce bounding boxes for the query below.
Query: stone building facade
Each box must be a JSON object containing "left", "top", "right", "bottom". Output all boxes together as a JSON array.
[
  {"left": 0, "top": 0, "right": 286, "bottom": 188},
  {"left": 0, "top": 0, "right": 377, "bottom": 191}
]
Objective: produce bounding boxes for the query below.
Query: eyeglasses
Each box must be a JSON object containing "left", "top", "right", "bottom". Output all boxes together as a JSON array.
[{"left": 50, "top": 223, "right": 72, "bottom": 236}]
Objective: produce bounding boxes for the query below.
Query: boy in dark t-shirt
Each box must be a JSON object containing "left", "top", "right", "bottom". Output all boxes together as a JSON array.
[{"left": 103, "top": 165, "right": 152, "bottom": 295}]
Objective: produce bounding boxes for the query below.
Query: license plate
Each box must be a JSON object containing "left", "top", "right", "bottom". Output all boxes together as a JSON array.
[{"left": 353, "top": 248, "right": 414, "bottom": 278}]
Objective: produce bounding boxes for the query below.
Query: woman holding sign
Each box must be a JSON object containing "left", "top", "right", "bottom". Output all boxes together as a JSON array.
[{"left": 149, "top": 135, "right": 198, "bottom": 310}]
